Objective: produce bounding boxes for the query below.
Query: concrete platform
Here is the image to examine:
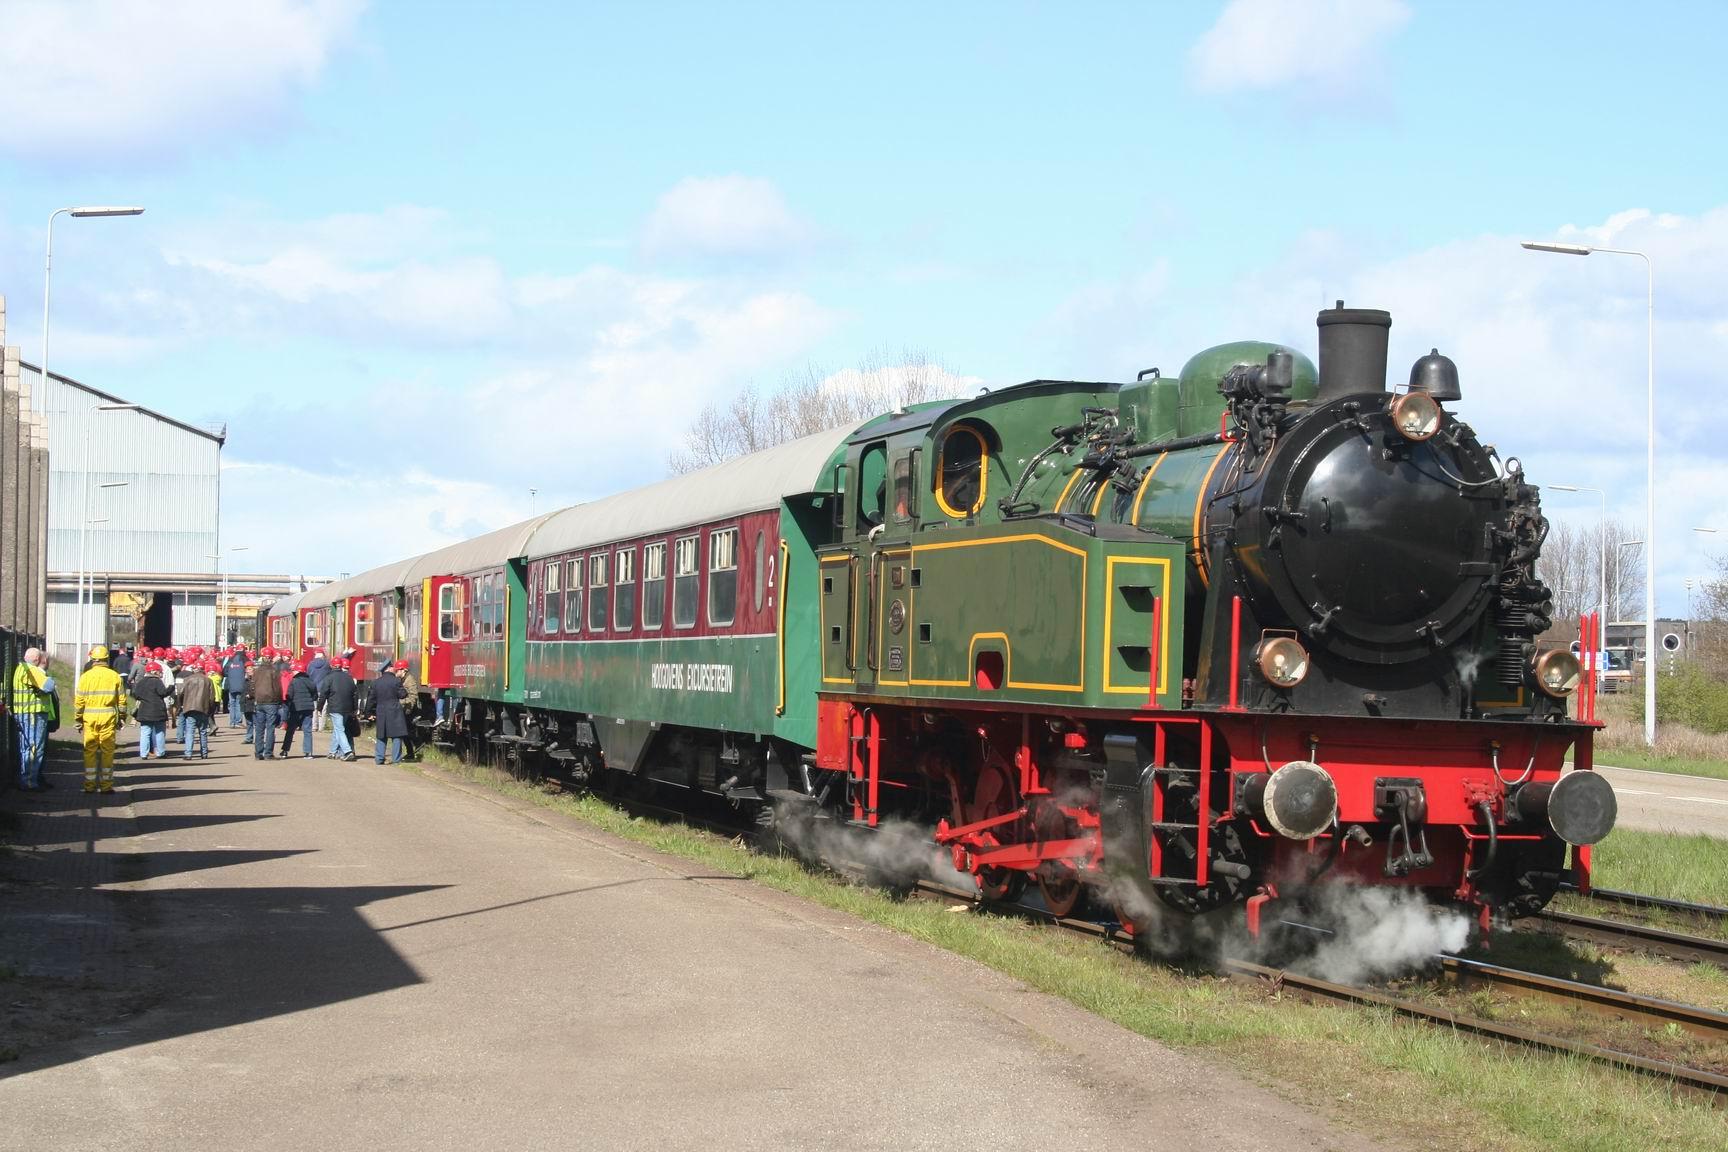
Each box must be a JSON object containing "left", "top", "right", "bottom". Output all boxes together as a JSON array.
[{"left": 1, "top": 721, "right": 1381, "bottom": 1152}]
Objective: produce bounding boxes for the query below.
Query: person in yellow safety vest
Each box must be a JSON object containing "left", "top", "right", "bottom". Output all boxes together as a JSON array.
[
  {"left": 74, "top": 645, "right": 128, "bottom": 793},
  {"left": 10, "top": 647, "right": 57, "bottom": 790}
]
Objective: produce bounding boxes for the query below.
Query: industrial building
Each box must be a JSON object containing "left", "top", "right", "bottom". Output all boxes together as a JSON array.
[{"left": 22, "top": 361, "right": 225, "bottom": 664}]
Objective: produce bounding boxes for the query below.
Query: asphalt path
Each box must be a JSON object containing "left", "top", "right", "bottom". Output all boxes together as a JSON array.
[
  {"left": 1595, "top": 765, "right": 1728, "bottom": 838},
  {"left": 0, "top": 723, "right": 1379, "bottom": 1152}
]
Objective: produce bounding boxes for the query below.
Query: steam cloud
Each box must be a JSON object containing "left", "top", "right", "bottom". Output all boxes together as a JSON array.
[{"left": 1288, "top": 884, "right": 1470, "bottom": 984}]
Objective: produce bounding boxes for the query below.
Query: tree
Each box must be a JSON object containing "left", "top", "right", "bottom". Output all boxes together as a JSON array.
[
  {"left": 667, "top": 348, "right": 962, "bottom": 474},
  {"left": 1535, "top": 515, "right": 1643, "bottom": 626}
]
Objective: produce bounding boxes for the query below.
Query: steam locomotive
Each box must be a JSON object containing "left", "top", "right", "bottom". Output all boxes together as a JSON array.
[{"left": 267, "top": 302, "right": 1614, "bottom": 938}]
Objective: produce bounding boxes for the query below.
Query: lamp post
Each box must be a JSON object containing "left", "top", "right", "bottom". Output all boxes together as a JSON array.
[
  {"left": 75, "top": 404, "right": 139, "bottom": 661},
  {"left": 1614, "top": 539, "right": 1643, "bottom": 634},
  {"left": 41, "top": 206, "right": 146, "bottom": 413},
  {"left": 1522, "top": 239, "right": 1656, "bottom": 746},
  {"left": 210, "top": 547, "right": 250, "bottom": 645}
]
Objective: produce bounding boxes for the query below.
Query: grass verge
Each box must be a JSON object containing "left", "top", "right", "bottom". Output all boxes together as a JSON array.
[{"left": 411, "top": 752, "right": 1726, "bottom": 1152}]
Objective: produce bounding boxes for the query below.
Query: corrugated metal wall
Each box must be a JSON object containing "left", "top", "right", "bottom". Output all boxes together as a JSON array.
[
  {"left": 47, "top": 591, "right": 219, "bottom": 667},
  {"left": 29, "top": 364, "right": 222, "bottom": 576}
]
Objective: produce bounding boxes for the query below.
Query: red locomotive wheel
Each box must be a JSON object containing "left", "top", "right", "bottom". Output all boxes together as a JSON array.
[
  {"left": 1037, "top": 870, "right": 1082, "bottom": 918},
  {"left": 963, "top": 761, "right": 1026, "bottom": 904}
]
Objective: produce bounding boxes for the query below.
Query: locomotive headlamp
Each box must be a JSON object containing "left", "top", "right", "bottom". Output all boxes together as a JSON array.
[
  {"left": 1254, "top": 636, "right": 1309, "bottom": 689},
  {"left": 1533, "top": 649, "right": 1583, "bottom": 697},
  {"left": 1388, "top": 392, "right": 1442, "bottom": 441}
]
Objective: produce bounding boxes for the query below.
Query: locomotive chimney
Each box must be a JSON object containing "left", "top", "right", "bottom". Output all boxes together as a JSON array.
[{"left": 1315, "top": 301, "right": 1392, "bottom": 403}]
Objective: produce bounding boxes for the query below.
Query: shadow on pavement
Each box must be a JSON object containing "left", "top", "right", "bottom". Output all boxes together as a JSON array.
[{"left": 0, "top": 739, "right": 450, "bottom": 1078}]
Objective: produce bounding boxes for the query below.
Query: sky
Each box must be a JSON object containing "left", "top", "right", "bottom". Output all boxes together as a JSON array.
[{"left": 0, "top": 0, "right": 1724, "bottom": 615}]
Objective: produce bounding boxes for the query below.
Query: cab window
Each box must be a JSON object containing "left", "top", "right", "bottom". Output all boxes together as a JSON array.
[
  {"left": 936, "top": 426, "right": 986, "bottom": 517},
  {"left": 857, "top": 442, "right": 887, "bottom": 530}
]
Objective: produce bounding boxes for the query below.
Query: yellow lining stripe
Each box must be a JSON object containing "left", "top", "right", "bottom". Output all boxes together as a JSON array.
[
  {"left": 905, "top": 534, "right": 1086, "bottom": 691},
  {"left": 776, "top": 538, "right": 790, "bottom": 714},
  {"left": 1055, "top": 466, "right": 1085, "bottom": 515},
  {"left": 1100, "top": 555, "right": 1175, "bottom": 697},
  {"left": 875, "top": 547, "right": 912, "bottom": 686},
  {"left": 819, "top": 554, "right": 853, "bottom": 685},
  {"left": 932, "top": 425, "right": 988, "bottom": 519},
  {"left": 1191, "top": 448, "right": 1230, "bottom": 590},
  {"left": 1128, "top": 452, "right": 1169, "bottom": 526}
]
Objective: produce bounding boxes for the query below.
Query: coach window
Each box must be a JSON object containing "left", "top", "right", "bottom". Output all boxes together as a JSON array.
[
  {"left": 673, "top": 535, "right": 699, "bottom": 629},
  {"left": 439, "top": 583, "right": 461, "bottom": 642},
  {"left": 614, "top": 547, "right": 637, "bottom": 630},
  {"left": 482, "top": 573, "right": 497, "bottom": 639},
  {"left": 564, "top": 557, "right": 582, "bottom": 635},
  {"left": 393, "top": 591, "right": 408, "bottom": 646},
  {"left": 542, "top": 561, "right": 561, "bottom": 634},
  {"left": 304, "top": 614, "right": 321, "bottom": 649},
  {"left": 857, "top": 442, "right": 887, "bottom": 530},
  {"left": 642, "top": 542, "right": 667, "bottom": 630},
  {"left": 936, "top": 425, "right": 986, "bottom": 518},
  {"left": 708, "top": 527, "right": 738, "bottom": 627},
  {"left": 588, "top": 553, "right": 609, "bottom": 632},
  {"left": 353, "top": 600, "right": 373, "bottom": 646}
]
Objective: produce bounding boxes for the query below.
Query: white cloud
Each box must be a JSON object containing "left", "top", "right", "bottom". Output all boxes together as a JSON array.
[
  {"left": 1047, "top": 205, "right": 1728, "bottom": 616},
  {"left": 640, "top": 175, "right": 817, "bottom": 262},
  {"left": 1189, "top": 0, "right": 1410, "bottom": 96},
  {"left": 0, "top": 0, "right": 363, "bottom": 163},
  {"left": 221, "top": 458, "right": 526, "bottom": 578}
]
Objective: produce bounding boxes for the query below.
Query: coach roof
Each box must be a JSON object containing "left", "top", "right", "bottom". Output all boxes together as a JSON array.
[
  {"left": 403, "top": 512, "right": 560, "bottom": 582},
  {"left": 524, "top": 426, "right": 853, "bottom": 560}
]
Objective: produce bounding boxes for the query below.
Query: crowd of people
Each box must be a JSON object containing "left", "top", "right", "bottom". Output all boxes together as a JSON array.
[{"left": 9, "top": 641, "right": 432, "bottom": 794}]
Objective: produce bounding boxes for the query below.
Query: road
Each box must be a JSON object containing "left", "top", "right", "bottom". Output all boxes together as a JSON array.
[
  {"left": 0, "top": 726, "right": 1377, "bottom": 1152},
  {"left": 1596, "top": 765, "right": 1728, "bottom": 838}
]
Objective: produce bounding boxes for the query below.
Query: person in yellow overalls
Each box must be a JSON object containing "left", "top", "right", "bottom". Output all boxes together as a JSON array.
[{"left": 74, "top": 645, "right": 127, "bottom": 793}]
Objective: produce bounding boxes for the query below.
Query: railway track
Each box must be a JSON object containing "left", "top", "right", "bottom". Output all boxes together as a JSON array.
[
  {"left": 553, "top": 789, "right": 1728, "bottom": 1100},
  {"left": 1535, "top": 907, "right": 1728, "bottom": 967},
  {"left": 907, "top": 880, "right": 1728, "bottom": 1100}
]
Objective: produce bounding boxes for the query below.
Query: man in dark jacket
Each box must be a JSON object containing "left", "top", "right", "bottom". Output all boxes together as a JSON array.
[
  {"left": 250, "top": 656, "right": 283, "bottom": 760},
  {"left": 281, "top": 661, "right": 320, "bottom": 758},
  {"left": 131, "top": 662, "right": 174, "bottom": 760},
  {"left": 112, "top": 644, "right": 133, "bottom": 678},
  {"left": 318, "top": 656, "right": 359, "bottom": 761},
  {"left": 223, "top": 646, "right": 250, "bottom": 727},
  {"left": 177, "top": 665, "right": 216, "bottom": 759},
  {"left": 371, "top": 661, "right": 410, "bottom": 765}
]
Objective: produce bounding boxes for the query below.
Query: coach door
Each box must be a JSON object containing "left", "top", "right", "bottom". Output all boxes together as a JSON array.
[
  {"left": 820, "top": 550, "right": 857, "bottom": 687},
  {"left": 421, "top": 576, "right": 461, "bottom": 687}
]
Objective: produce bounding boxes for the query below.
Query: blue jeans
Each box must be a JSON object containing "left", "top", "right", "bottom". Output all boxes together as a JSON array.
[
  {"left": 252, "top": 704, "right": 279, "bottom": 757},
  {"left": 329, "top": 714, "right": 353, "bottom": 759},
  {"left": 228, "top": 691, "right": 245, "bottom": 726},
  {"left": 374, "top": 735, "right": 402, "bottom": 764},
  {"left": 180, "top": 711, "right": 210, "bottom": 758},
  {"left": 281, "top": 710, "right": 314, "bottom": 757},
  {"left": 14, "top": 713, "right": 47, "bottom": 787},
  {"left": 139, "top": 722, "right": 166, "bottom": 758}
]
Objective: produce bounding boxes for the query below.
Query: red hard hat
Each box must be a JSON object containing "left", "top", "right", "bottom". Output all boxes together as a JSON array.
[
  {"left": 393, "top": 660, "right": 409, "bottom": 672},
  {"left": 145, "top": 661, "right": 162, "bottom": 674},
  {"left": 290, "top": 660, "right": 306, "bottom": 672}
]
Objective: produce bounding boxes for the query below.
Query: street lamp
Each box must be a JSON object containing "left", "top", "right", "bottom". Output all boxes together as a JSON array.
[
  {"left": 1548, "top": 485, "right": 1607, "bottom": 690},
  {"left": 210, "top": 547, "right": 250, "bottom": 645},
  {"left": 75, "top": 405, "right": 139, "bottom": 661},
  {"left": 1614, "top": 540, "right": 1643, "bottom": 629},
  {"left": 41, "top": 206, "right": 146, "bottom": 413},
  {"left": 1522, "top": 239, "right": 1656, "bottom": 746}
]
